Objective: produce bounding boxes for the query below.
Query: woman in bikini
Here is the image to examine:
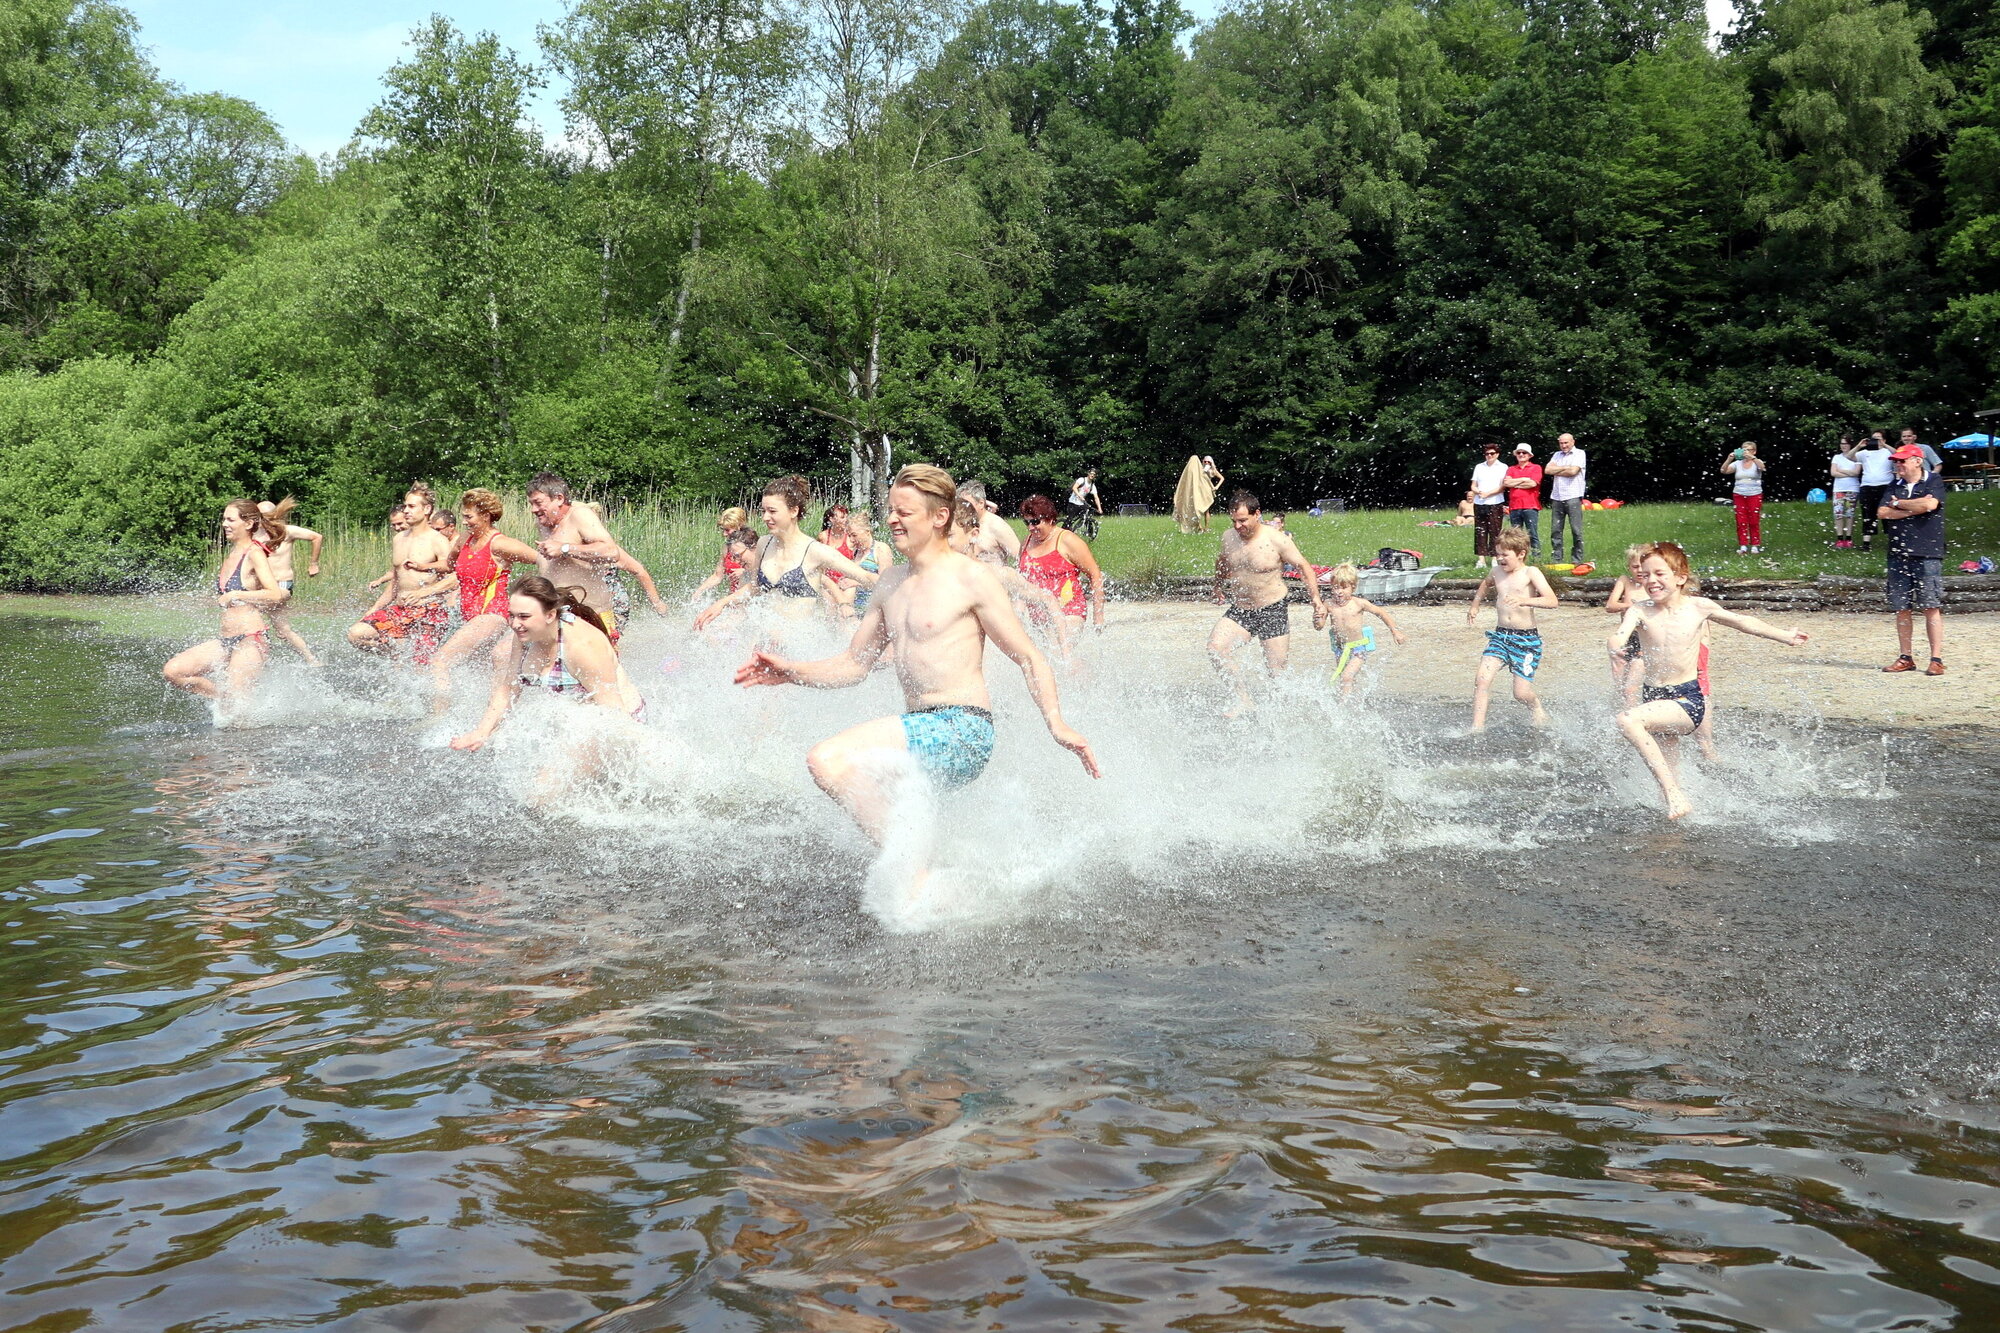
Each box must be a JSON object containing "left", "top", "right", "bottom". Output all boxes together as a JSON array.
[
  {"left": 692, "top": 476, "right": 877, "bottom": 637},
  {"left": 426, "top": 488, "right": 542, "bottom": 703},
  {"left": 1016, "top": 493, "right": 1105, "bottom": 635},
  {"left": 690, "top": 506, "right": 754, "bottom": 605},
  {"left": 450, "top": 577, "right": 645, "bottom": 753},
  {"left": 164, "top": 499, "right": 287, "bottom": 713}
]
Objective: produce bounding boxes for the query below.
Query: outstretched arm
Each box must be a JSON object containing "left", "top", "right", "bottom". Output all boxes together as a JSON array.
[
  {"left": 288, "top": 525, "right": 323, "bottom": 576},
  {"left": 491, "top": 534, "right": 542, "bottom": 566},
  {"left": 1364, "top": 598, "right": 1407, "bottom": 644},
  {"left": 692, "top": 549, "right": 731, "bottom": 600},
  {"left": 734, "top": 591, "right": 891, "bottom": 690},
  {"left": 452, "top": 638, "right": 524, "bottom": 751},
  {"left": 807, "top": 543, "right": 880, "bottom": 588},
  {"left": 1706, "top": 603, "right": 1809, "bottom": 647},
  {"left": 612, "top": 547, "right": 668, "bottom": 614},
  {"left": 973, "top": 566, "right": 1099, "bottom": 777},
  {"left": 1466, "top": 574, "right": 1493, "bottom": 623},
  {"left": 1276, "top": 532, "right": 1326, "bottom": 626}
]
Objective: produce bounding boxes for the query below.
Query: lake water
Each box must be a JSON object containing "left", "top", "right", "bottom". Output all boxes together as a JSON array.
[{"left": 5, "top": 605, "right": 2000, "bottom": 1332}]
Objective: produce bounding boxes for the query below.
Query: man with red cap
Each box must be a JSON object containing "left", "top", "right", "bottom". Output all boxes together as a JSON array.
[{"left": 1877, "top": 443, "right": 1947, "bottom": 675}]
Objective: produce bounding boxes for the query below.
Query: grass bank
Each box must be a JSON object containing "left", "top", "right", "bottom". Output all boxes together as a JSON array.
[{"left": 1064, "top": 491, "right": 2000, "bottom": 585}]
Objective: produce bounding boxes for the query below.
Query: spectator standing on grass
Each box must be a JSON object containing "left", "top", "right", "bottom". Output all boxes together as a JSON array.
[
  {"left": 1829, "top": 436, "right": 1862, "bottom": 549},
  {"left": 1857, "top": 431, "right": 1895, "bottom": 552},
  {"left": 1878, "top": 443, "right": 1947, "bottom": 676},
  {"left": 1900, "top": 428, "right": 1943, "bottom": 473},
  {"left": 1470, "top": 444, "right": 1508, "bottom": 569},
  {"left": 1504, "top": 443, "right": 1544, "bottom": 560},
  {"left": 1721, "top": 442, "right": 1765, "bottom": 554},
  {"left": 1547, "top": 432, "right": 1586, "bottom": 562}
]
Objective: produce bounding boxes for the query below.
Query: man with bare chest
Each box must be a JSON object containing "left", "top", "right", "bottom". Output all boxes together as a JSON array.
[
  {"left": 526, "top": 472, "right": 624, "bottom": 634},
  {"left": 348, "top": 483, "right": 454, "bottom": 663},
  {"left": 734, "top": 465, "right": 1098, "bottom": 905},
  {"left": 1207, "top": 490, "right": 1327, "bottom": 715}
]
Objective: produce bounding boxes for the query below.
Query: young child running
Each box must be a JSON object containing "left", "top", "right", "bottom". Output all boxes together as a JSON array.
[
  {"left": 1606, "top": 542, "right": 1717, "bottom": 759},
  {"left": 1609, "top": 541, "right": 1807, "bottom": 820},
  {"left": 1323, "top": 564, "right": 1407, "bottom": 697},
  {"left": 1466, "top": 528, "right": 1557, "bottom": 731}
]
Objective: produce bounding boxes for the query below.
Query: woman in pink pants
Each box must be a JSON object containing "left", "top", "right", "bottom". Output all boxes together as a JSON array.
[{"left": 1721, "top": 442, "right": 1766, "bottom": 554}]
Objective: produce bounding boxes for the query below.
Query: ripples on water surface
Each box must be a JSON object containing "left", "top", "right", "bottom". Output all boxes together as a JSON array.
[{"left": 5, "top": 607, "right": 2000, "bottom": 1331}]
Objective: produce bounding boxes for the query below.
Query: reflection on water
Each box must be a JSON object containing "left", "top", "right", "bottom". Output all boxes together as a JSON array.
[{"left": 5, "top": 610, "right": 2000, "bottom": 1331}]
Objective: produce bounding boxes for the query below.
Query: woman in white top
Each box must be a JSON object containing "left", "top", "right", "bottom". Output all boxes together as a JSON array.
[
  {"left": 1855, "top": 431, "right": 1896, "bottom": 551},
  {"left": 1720, "top": 441, "right": 1766, "bottom": 553},
  {"left": 1469, "top": 443, "right": 1509, "bottom": 568},
  {"left": 1829, "top": 436, "right": 1863, "bottom": 549}
]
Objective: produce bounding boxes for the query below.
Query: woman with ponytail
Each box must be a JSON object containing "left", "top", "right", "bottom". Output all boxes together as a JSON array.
[
  {"left": 450, "top": 577, "right": 644, "bottom": 752},
  {"left": 163, "top": 499, "right": 287, "bottom": 715}
]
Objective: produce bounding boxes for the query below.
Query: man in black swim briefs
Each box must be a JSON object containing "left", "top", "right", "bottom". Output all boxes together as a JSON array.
[{"left": 1206, "top": 490, "right": 1327, "bottom": 717}]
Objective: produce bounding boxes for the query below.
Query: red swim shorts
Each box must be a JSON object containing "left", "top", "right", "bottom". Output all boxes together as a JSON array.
[{"left": 364, "top": 601, "right": 450, "bottom": 665}]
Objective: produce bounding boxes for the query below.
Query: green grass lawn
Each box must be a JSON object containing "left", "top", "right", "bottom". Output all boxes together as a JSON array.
[{"left": 1058, "top": 490, "right": 2000, "bottom": 584}]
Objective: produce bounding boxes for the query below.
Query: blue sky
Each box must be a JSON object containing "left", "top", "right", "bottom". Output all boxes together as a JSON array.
[{"left": 129, "top": 0, "right": 1737, "bottom": 159}]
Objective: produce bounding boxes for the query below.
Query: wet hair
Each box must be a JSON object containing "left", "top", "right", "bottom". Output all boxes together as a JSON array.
[
  {"left": 224, "top": 498, "right": 284, "bottom": 547},
  {"left": 891, "top": 464, "right": 957, "bottom": 532},
  {"left": 509, "top": 575, "right": 611, "bottom": 638},
  {"left": 527, "top": 471, "right": 571, "bottom": 502},
  {"left": 403, "top": 481, "right": 437, "bottom": 515},
  {"left": 1228, "top": 489, "right": 1260, "bottom": 515},
  {"left": 1641, "top": 541, "right": 1693, "bottom": 586},
  {"left": 460, "top": 488, "right": 504, "bottom": 524},
  {"left": 1624, "top": 541, "right": 1652, "bottom": 569},
  {"left": 719, "top": 506, "right": 748, "bottom": 530},
  {"left": 1328, "top": 562, "right": 1358, "bottom": 588},
  {"left": 954, "top": 496, "right": 984, "bottom": 532},
  {"left": 256, "top": 496, "right": 297, "bottom": 526},
  {"left": 1018, "top": 493, "right": 1060, "bottom": 523},
  {"left": 1496, "top": 528, "right": 1531, "bottom": 557},
  {"left": 761, "top": 474, "right": 810, "bottom": 516}
]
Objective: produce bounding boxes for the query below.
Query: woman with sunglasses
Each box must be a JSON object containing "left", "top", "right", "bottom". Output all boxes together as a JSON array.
[{"left": 1017, "top": 494, "right": 1104, "bottom": 633}]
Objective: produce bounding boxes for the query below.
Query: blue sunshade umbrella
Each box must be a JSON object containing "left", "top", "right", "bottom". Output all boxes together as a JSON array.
[{"left": 1942, "top": 433, "right": 1993, "bottom": 448}]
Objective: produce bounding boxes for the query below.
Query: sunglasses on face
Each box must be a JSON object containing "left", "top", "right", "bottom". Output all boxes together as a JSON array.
[{"left": 1028, "top": 517, "right": 1052, "bottom": 526}]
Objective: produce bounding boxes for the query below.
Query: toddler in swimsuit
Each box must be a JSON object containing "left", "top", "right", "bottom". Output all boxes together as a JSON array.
[{"left": 1322, "top": 564, "right": 1408, "bottom": 698}]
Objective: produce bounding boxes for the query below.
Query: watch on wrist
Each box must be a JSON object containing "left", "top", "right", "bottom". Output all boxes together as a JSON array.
[{"left": 560, "top": 542, "right": 572, "bottom": 555}]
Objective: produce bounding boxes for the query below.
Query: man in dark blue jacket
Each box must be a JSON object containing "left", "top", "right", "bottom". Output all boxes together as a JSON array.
[{"left": 1878, "top": 444, "right": 1947, "bottom": 676}]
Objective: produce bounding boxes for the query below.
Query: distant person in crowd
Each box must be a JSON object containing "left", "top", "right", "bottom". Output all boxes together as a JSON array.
[
  {"left": 1720, "top": 441, "right": 1765, "bottom": 554},
  {"left": 1207, "top": 489, "right": 1327, "bottom": 717},
  {"left": 349, "top": 483, "right": 453, "bottom": 663},
  {"left": 1503, "top": 443, "right": 1544, "bottom": 560},
  {"left": 1856, "top": 431, "right": 1896, "bottom": 552},
  {"left": 256, "top": 498, "right": 322, "bottom": 667},
  {"left": 1174, "top": 455, "right": 1219, "bottom": 533},
  {"left": 693, "top": 475, "right": 879, "bottom": 638},
  {"left": 1466, "top": 527, "right": 1556, "bottom": 731},
  {"left": 1470, "top": 443, "right": 1508, "bottom": 569},
  {"left": 1878, "top": 443, "right": 1947, "bottom": 676},
  {"left": 365, "top": 504, "right": 408, "bottom": 592},
  {"left": 427, "top": 488, "right": 542, "bottom": 704},
  {"left": 1202, "top": 455, "right": 1225, "bottom": 492},
  {"left": 1829, "top": 436, "right": 1862, "bottom": 550},
  {"left": 957, "top": 480, "right": 1020, "bottom": 566},
  {"left": 818, "top": 503, "right": 858, "bottom": 608},
  {"left": 430, "top": 509, "right": 457, "bottom": 541},
  {"left": 1453, "top": 489, "right": 1477, "bottom": 525},
  {"left": 1066, "top": 468, "right": 1104, "bottom": 540},
  {"left": 1901, "top": 427, "right": 1942, "bottom": 473},
  {"left": 832, "top": 508, "right": 894, "bottom": 620},
  {"left": 690, "top": 506, "right": 755, "bottom": 604},
  {"left": 1546, "top": 432, "right": 1586, "bottom": 562},
  {"left": 527, "top": 472, "right": 658, "bottom": 645},
  {"left": 950, "top": 495, "right": 1073, "bottom": 656},
  {"left": 1609, "top": 541, "right": 1808, "bottom": 820},
  {"left": 1018, "top": 493, "right": 1105, "bottom": 636},
  {"left": 165, "top": 499, "right": 287, "bottom": 715}
]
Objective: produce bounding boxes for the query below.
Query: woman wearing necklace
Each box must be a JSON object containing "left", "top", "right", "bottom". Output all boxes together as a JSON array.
[{"left": 692, "top": 475, "right": 878, "bottom": 636}]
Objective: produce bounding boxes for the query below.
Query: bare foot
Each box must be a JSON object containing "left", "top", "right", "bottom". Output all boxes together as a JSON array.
[
  {"left": 1530, "top": 708, "right": 1552, "bottom": 728},
  {"left": 1665, "top": 795, "right": 1693, "bottom": 821},
  {"left": 1697, "top": 740, "right": 1718, "bottom": 762}
]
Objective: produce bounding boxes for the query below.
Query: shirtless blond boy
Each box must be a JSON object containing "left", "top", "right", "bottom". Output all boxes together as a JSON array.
[
  {"left": 1466, "top": 527, "right": 1557, "bottom": 731},
  {"left": 349, "top": 484, "right": 454, "bottom": 663},
  {"left": 735, "top": 465, "right": 1098, "bottom": 892},
  {"left": 1208, "top": 490, "right": 1327, "bottom": 716},
  {"left": 1609, "top": 541, "right": 1807, "bottom": 819},
  {"left": 1322, "top": 564, "right": 1407, "bottom": 697},
  {"left": 257, "top": 499, "right": 322, "bottom": 666}
]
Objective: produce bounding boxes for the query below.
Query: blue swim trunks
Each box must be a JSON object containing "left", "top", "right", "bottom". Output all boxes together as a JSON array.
[
  {"left": 1482, "top": 626, "right": 1543, "bottom": 680},
  {"left": 1642, "top": 677, "right": 1706, "bottom": 728},
  {"left": 1330, "top": 624, "right": 1376, "bottom": 676},
  {"left": 901, "top": 705, "right": 996, "bottom": 790}
]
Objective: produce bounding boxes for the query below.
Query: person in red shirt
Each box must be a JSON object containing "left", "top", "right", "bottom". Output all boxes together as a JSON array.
[{"left": 1504, "top": 443, "right": 1544, "bottom": 561}]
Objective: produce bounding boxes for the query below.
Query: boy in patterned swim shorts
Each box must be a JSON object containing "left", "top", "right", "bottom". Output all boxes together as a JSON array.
[
  {"left": 1466, "top": 528, "right": 1558, "bottom": 732},
  {"left": 734, "top": 464, "right": 1099, "bottom": 909}
]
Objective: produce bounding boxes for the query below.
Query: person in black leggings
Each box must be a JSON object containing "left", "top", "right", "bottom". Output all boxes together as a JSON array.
[{"left": 1855, "top": 430, "right": 1895, "bottom": 552}]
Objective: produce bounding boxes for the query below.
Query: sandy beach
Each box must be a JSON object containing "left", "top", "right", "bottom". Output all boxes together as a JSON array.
[{"left": 1106, "top": 600, "right": 1999, "bottom": 728}]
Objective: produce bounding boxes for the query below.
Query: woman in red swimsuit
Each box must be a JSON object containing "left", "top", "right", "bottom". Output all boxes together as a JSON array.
[
  {"left": 164, "top": 499, "right": 287, "bottom": 716},
  {"left": 427, "top": 488, "right": 542, "bottom": 703},
  {"left": 1016, "top": 493, "right": 1105, "bottom": 633},
  {"left": 690, "top": 506, "right": 753, "bottom": 605}
]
